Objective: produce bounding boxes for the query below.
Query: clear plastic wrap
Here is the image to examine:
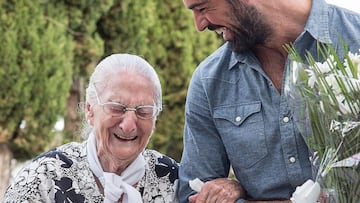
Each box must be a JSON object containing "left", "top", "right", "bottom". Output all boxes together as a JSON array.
[{"left": 285, "top": 44, "right": 360, "bottom": 203}]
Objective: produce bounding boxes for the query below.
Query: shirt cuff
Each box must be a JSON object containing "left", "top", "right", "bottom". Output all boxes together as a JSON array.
[{"left": 235, "top": 198, "right": 246, "bottom": 203}]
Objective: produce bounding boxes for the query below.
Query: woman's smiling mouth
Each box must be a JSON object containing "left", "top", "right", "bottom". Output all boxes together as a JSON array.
[{"left": 114, "top": 133, "right": 138, "bottom": 141}]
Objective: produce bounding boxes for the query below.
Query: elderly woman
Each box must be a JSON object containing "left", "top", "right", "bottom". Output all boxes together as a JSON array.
[{"left": 3, "top": 54, "right": 179, "bottom": 203}]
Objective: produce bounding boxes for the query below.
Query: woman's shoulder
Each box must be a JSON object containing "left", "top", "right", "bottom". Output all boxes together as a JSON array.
[
  {"left": 139, "top": 149, "right": 179, "bottom": 202},
  {"left": 33, "top": 141, "right": 87, "bottom": 165},
  {"left": 10, "top": 141, "right": 90, "bottom": 187},
  {"left": 14, "top": 141, "right": 88, "bottom": 180}
]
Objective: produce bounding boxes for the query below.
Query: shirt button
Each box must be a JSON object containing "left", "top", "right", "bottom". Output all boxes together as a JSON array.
[
  {"left": 235, "top": 116, "right": 241, "bottom": 122},
  {"left": 289, "top": 157, "right": 296, "bottom": 163},
  {"left": 283, "top": 116, "right": 290, "bottom": 123}
]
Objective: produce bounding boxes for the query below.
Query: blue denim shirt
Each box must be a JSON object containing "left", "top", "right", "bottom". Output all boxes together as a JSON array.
[{"left": 178, "top": 0, "right": 360, "bottom": 202}]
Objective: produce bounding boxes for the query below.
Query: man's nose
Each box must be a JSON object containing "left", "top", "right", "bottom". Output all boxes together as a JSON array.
[{"left": 193, "top": 11, "right": 209, "bottom": 31}]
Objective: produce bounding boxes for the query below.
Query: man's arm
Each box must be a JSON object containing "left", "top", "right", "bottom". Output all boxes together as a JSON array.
[{"left": 178, "top": 68, "right": 232, "bottom": 203}]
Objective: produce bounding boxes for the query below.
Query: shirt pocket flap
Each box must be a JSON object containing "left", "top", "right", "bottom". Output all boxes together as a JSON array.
[{"left": 213, "top": 102, "right": 261, "bottom": 126}]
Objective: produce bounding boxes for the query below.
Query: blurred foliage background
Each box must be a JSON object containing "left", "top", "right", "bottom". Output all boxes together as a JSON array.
[{"left": 0, "top": 0, "right": 222, "bottom": 190}]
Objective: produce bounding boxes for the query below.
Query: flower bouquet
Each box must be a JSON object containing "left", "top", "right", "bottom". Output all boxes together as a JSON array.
[{"left": 284, "top": 43, "right": 360, "bottom": 203}]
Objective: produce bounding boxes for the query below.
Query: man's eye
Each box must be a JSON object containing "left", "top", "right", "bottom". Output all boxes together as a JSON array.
[{"left": 198, "top": 6, "right": 207, "bottom": 13}]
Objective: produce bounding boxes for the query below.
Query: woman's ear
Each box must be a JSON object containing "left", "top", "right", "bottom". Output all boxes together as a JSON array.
[{"left": 86, "top": 102, "right": 94, "bottom": 125}]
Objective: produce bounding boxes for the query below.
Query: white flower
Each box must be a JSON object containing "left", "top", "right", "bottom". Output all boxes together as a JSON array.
[
  {"left": 346, "top": 50, "right": 360, "bottom": 77},
  {"left": 325, "top": 74, "right": 341, "bottom": 95},
  {"left": 306, "top": 69, "right": 316, "bottom": 88},
  {"left": 344, "top": 77, "right": 360, "bottom": 92},
  {"left": 319, "top": 101, "right": 325, "bottom": 113},
  {"left": 315, "top": 60, "right": 332, "bottom": 74}
]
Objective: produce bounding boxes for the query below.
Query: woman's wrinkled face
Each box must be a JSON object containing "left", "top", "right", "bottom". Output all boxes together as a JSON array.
[{"left": 90, "top": 70, "right": 156, "bottom": 166}]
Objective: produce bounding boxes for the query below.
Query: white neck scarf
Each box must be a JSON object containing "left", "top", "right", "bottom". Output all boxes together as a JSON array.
[{"left": 87, "top": 132, "right": 145, "bottom": 203}]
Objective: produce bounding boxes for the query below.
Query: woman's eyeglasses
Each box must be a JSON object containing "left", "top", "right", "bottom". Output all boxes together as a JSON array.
[{"left": 93, "top": 84, "right": 161, "bottom": 119}]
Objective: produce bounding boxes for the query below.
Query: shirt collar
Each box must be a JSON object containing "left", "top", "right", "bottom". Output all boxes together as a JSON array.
[
  {"left": 303, "top": 0, "right": 332, "bottom": 44},
  {"left": 225, "top": 43, "right": 259, "bottom": 70}
]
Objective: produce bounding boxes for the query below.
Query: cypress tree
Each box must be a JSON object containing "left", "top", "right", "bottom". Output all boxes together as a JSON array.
[{"left": 0, "top": 0, "right": 74, "bottom": 158}]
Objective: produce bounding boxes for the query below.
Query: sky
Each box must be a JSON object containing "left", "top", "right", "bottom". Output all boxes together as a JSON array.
[{"left": 326, "top": 0, "right": 360, "bottom": 13}]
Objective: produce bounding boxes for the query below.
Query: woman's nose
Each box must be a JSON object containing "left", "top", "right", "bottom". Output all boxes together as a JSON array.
[{"left": 118, "top": 111, "right": 137, "bottom": 134}]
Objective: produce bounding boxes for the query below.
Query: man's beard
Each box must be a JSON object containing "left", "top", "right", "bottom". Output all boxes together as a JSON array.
[{"left": 226, "top": 0, "right": 273, "bottom": 53}]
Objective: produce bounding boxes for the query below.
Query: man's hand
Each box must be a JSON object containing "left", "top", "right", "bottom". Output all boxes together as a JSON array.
[{"left": 189, "top": 178, "right": 245, "bottom": 203}]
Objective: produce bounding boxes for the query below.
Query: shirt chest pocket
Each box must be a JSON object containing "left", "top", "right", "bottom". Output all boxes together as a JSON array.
[{"left": 213, "top": 102, "right": 268, "bottom": 168}]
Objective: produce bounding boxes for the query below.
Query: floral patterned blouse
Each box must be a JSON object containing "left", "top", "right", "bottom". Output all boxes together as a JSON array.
[{"left": 3, "top": 141, "right": 179, "bottom": 203}]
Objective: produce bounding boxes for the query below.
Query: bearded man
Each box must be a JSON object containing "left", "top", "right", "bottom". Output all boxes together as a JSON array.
[{"left": 178, "top": 0, "right": 360, "bottom": 202}]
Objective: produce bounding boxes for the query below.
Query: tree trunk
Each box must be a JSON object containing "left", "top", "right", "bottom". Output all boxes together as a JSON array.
[
  {"left": 0, "top": 143, "right": 13, "bottom": 198},
  {"left": 64, "top": 77, "right": 84, "bottom": 141}
]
